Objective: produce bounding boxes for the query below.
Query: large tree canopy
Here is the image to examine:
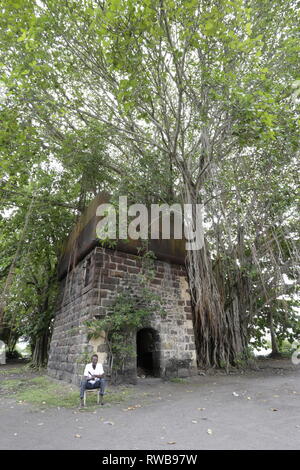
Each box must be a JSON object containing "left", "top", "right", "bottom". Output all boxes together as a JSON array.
[{"left": 0, "top": 0, "right": 299, "bottom": 367}]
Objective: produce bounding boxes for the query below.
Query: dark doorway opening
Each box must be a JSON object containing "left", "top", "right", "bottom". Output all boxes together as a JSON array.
[{"left": 136, "top": 328, "right": 160, "bottom": 377}]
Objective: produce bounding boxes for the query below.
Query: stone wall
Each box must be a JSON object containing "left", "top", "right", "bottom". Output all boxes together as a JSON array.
[{"left": 47, "top": 247, "right": 197, "bottom": 384}]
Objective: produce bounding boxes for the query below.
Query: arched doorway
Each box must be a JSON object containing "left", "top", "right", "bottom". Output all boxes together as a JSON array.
[{"left": 136, "top": 328, "right": 160, "bottom": 377}]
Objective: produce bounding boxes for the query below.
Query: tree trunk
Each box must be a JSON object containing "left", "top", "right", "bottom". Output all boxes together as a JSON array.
[
  {"left": 187, "top": 243, "right": 232, "bottom": 368},
  {"left": 0, "top": 326, "right": 20, "bottom": 354},
  {"left": 31, "top": 329, "right": 51, "bottom": 368},
  {"left": 268, "top": 311, "right": 281, "bottom": 357},
  {"left": 184, "top": 184, "right": 248, "bottom": 369}
]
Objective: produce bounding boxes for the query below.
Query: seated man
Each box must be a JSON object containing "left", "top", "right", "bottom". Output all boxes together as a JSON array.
[{"left": 80, "top": 354, "right": 106, "bottom": 407}]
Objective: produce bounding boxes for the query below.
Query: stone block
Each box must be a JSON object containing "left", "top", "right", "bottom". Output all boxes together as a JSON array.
[{"left": 177, "top": 368, "right": 190, "bottom": 378}]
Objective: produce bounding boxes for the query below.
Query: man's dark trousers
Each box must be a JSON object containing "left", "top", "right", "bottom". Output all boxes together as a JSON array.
[{"left": 80, "top": 378, "right": 106, "bottom": 399}]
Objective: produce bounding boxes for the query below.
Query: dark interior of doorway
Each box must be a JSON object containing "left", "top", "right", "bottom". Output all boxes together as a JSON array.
[{"left": 136, "top": 328, "right": 159, "bottom": 377}]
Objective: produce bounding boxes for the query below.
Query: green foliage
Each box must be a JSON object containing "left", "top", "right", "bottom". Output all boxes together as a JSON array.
[
  {"left": 265, "top": 339, "right": 300, "bottom": 358},
  {"left": 277, "top": 340, "right": 294, "bottom": 357},
  {"left": 233, "top": 347, "right": 257, "bottom": 369},
  {"left": 250, "top": 299, "right": 300, "bottom": 353}
]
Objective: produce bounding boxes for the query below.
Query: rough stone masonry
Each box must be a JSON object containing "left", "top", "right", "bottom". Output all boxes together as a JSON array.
[
  {"left": 47, "top": 245, "right": 197, "bottom": 385},
  {"left": 47, "top": 192, "right": 197, "bottom": 385}
]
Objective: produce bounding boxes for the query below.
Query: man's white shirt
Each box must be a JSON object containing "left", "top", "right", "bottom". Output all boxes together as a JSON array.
[{"left": 84, "top": 362, "right": 104, "bottom": 385}]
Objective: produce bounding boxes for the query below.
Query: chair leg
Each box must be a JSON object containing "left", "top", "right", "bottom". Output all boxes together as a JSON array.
[
  {"left": 83, "top": 391, "right": 86, "bottom": 407},
  {"left": 97, "top": 390, "right": 100, "bottom": 405}
]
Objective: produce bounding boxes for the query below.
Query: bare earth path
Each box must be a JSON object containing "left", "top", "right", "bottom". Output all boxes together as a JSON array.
[{"left": 0, "top": 359, "right": 299, "bottom": 450}]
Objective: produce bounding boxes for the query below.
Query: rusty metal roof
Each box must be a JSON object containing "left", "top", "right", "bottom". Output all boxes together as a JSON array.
[{"left": 58, "top": 192, "right": 186, "bottom": 280}]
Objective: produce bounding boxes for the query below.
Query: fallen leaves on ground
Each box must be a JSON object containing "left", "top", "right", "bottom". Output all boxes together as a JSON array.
[
  {"left": 123, "top": 404, "right": 142, "bottom": 412},
  {"left": 207, "top": 429, "right": 213, "bottom": 435}
]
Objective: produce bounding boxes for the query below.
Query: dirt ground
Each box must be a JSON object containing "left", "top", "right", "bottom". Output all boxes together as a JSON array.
[{"left": 0, "top": 358, "right": 299, "bottom": 450}]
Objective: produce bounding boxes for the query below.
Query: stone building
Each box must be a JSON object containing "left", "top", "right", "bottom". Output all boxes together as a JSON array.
[{"left": 47, "top": 193, "right": 197, "bottom": 384}]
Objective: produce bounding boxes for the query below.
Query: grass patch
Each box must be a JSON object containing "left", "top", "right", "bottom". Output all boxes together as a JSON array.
[
  {"left": 0, "top": 375, "right": 133, "bottom": 410},
  {"left": 0, "top": 379, "right": 25, "bottom": 392},
  {"left": 169, "top": 377, "right": 187, "bottom": 384},
  {"left": 0, "top": 366, "right": 30, "bottom": 376}
]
